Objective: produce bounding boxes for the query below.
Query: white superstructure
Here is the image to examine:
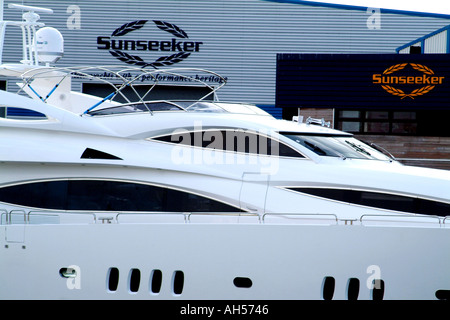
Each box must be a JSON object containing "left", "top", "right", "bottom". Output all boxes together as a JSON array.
[{"left": 1, "top": 3, "right": 450, "bottom": 300}]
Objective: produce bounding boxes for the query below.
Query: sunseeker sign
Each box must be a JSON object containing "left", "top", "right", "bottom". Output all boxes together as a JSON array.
[
  {"left": 276, "top": 54, "right": 450, "bottom": 110},
  {"left": 373, "top": 63, "right": 444, "bottom": 99},
  {"left": 97, "top": 20, "right": 203, "bottom": 68}
]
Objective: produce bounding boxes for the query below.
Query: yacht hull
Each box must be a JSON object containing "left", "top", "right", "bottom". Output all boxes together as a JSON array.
[{"left": 1, "top": 221, "right": 449, "bottom": 300}]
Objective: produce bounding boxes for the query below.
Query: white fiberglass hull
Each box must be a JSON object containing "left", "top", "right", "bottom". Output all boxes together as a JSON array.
[{"left": 1, "top": 220, "right": 449, "bottom": 300}]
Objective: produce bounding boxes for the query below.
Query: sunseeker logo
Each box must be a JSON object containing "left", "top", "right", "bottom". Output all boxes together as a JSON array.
[
  {"left": 97, "top": 20, "right": 203, "bottom": 68},
  {"left": 373, "top": 63, "right": 444, "bottom": 99}
]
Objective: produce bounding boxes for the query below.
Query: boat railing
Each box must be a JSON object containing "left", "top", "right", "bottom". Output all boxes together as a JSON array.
[
  {"left": 261, "top": 213, "right": 338, "bottom": 225},
  {"left": 359, "top": 213, "right": 443, "bottom": 227},
  {"left": 1, "top": 209, "right": 449, "bottom": 228},
  {"left": 17, "top": 65, "right": 228, "bottom": 115}
]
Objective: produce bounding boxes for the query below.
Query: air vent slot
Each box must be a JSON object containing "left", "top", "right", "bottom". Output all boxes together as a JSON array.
[
  {"left": 81, "top": 148, "right": 122, "bottom": 160},
  {"left": 233, "top": 277, "right": 252, "bottom": 288}
]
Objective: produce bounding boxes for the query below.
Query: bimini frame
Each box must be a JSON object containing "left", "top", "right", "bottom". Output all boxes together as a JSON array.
[{"left": 17, "top": 65, "right": 228, "bottom": 115}]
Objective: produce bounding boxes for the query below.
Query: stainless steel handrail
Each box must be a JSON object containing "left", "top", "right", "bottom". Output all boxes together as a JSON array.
[
  {"left": 360, "top": 214, "right": 442, "bottom": 227},
  {"left": 0, "top": 209, "right": 8, "bottom": 224},
  {"left": 1, "top": 208, "right": 449, "bottom": 227},
  {"left": 262, "top": 213, "right": 339, "bottom": 224}
]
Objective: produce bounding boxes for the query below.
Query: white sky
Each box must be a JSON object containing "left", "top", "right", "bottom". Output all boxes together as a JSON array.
[{"left": 301, "top": 1, "right": 450, "bottom": 16}]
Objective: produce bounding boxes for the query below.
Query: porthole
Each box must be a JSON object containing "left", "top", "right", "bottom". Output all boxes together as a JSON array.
[
  {"left": 150, "top": 269, "right": 163, "bottom": 294},
  {"left": 347, "top": 278, "right": 360, "bottom": 301},
  {"left": 371, "top": 279, "right": 385, "bottom": 301},
  {"left": 129, "top": 268, "right": 141, "bottom": 293},
  {"left": 233, "top": 277, "right": 252, "bottom": 288},
  {"left": 107, "top": 267, "right": 119, "bottom": 292},
  {"left": 436, "top": 289, "right": 450, "bottom": 300},
  {"left": 59, "top": 267, "right": 77, "bottom": 279},
  {"left": 173, "top": 270, "right": 184, "bottom": 295},
  {"left": 322, "top": 276, "right": 335, "bottom": 300}
]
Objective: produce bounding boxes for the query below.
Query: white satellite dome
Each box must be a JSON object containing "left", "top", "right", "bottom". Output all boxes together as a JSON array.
[{"left": 35, "top": 27, "right": 64, "bottom": 64}]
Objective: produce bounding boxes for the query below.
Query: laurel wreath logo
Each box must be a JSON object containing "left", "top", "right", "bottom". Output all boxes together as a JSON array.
[
  {"left": 108, "top": 20, "right": 191, "bottom": 68},
  {"left": 380, "top": 63, "right": 436, "bottom": 99}
]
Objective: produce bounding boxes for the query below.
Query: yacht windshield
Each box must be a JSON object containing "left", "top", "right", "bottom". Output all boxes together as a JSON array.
[
  {"left": 87, "top": 101, "right": 184, "bottom": 116},
  {"left": 281, "top": 133, "right": 392, "bottom": 160}
]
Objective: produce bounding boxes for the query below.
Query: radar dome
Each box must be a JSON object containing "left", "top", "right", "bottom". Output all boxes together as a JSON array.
[{"left": 35, "top": 27, "right": 64, "bottom": 64}]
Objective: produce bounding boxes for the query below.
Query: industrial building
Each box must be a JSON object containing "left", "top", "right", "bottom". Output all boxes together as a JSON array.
[{"left": 1, "top": 0, "right": 450, "bottom": 168}]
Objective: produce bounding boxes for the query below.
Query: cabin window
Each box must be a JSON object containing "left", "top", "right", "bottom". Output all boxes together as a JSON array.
[
  {"left": 0, "top": 106, "right": 46, "bottom": 119},
  {"left": 0, "top": 179, "right": 242, "bottom": 212},
  {"left": 281, "top": 133, "right": 391, "bottom": 160},
  {"left": 152, "top": 129, "right": 305, "bottom": 158},
  {"left": 287, "top": 187, "right": 450, "bottom": 216},
  {"left": 87, "top": 101, "right": 184, "bottom": 116},
  {"left": 80, "top": 148, "right": 122, "bottom": 160}
]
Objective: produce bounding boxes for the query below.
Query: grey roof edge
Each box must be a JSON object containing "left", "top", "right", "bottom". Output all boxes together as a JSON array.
[
  {"left": 263, "top": 0, "right": 450, "bottom": 19},
  {"left": 395, "top": 24, "right": 450, "bottom": 53}
]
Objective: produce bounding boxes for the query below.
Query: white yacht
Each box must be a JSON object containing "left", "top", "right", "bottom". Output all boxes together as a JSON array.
[{"left": 0, "top": 3, "right": 450, "bottom": 301}]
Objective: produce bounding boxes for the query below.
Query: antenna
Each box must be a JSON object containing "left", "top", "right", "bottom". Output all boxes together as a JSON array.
[
  {"left": 7, "top": 3, "right": 53, "bottom": 14},
  {"left": 0, "top": 1, "right": 53, "bottom": 65}
]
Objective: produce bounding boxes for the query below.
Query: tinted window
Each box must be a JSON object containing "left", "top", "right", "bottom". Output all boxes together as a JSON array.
[
  {"left": 289, "top": 187, "right": 450, "bottom": 216},
  {"left": 1, "top": 106, "right": 46, "bottom": 119},
  {"left": 88, "top": 101, "right": 183, "bottom": 116},
  {"left": 153, "top": 129, "right": 305, "bottom": 158},
  {"left": 282, "top": 134, "right": 391, "bottom": 160},
  {"left": 0, "top": 180, "right": 242, "bottom": 212},
  {"left": 80, "top": 148, "right": 122, "bottom": 160}
]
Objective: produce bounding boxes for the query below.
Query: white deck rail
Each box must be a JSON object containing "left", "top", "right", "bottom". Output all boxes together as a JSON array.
[{"left": 1, "top": 209, "right": 448, "bottom": 228}]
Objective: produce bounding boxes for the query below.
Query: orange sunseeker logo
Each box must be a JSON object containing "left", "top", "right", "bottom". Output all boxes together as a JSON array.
[{"left": 373, "top": 63, "right": 444, "bottom": 99}]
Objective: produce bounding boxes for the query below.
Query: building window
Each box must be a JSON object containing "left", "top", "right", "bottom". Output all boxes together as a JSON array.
[
  {"left": 336, "top": 109, "right": 417, "bottom": 135},
  {"left": 335, "top": 109, "right": 450, "bottom": 137}
]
